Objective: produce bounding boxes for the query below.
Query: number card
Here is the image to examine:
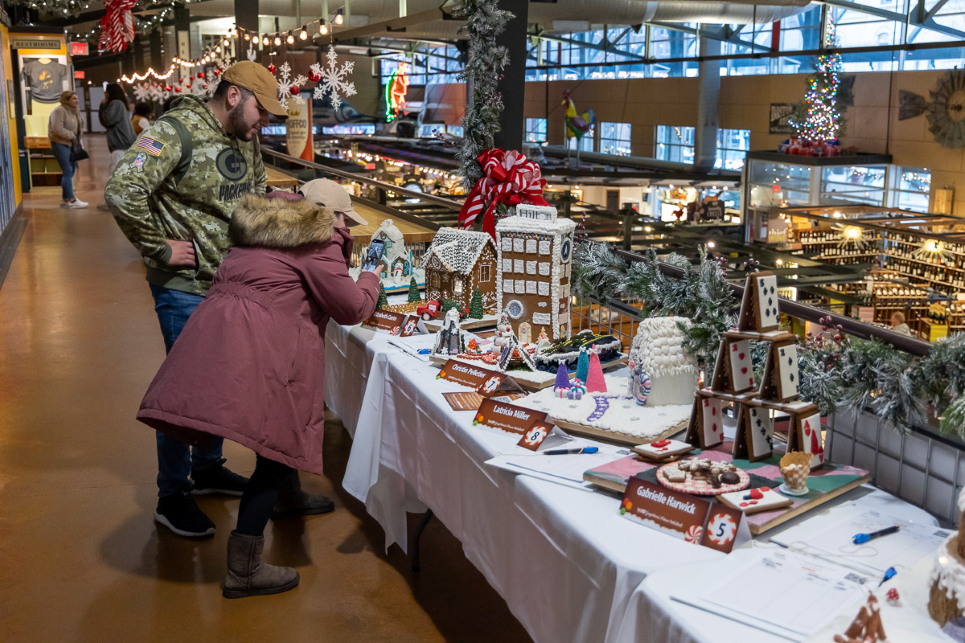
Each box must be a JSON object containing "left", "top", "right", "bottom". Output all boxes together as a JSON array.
[
  {"left": 517, "top": 420, "right": 554, "bottom": 451},
  {"left": 620, "top": 477, "right": 743, "bottom": 553}
]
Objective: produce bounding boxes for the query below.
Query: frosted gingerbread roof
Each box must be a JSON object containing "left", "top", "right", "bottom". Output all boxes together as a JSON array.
[
  {"left": 423, "top": 228, "right": 496, "bottom": 275},
  {"left": 497, "top": 213, "right": 576, "bottom": 234},
  {"left": 629, "top": 317, "right": 698, "bottom": 378},
  {"left": 374, "top": 219, "right": 404, "bottom": 245}
]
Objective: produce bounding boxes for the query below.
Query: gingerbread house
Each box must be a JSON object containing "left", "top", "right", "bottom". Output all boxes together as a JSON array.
[
  {"left": 422, "top": 228, "right": 497, "bottom": 310},
  {"left": 495, "top": 205, "right": 576, "bottom": 341}
]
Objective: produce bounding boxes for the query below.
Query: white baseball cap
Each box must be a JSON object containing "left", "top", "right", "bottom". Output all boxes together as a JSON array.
[{"left": 299, "top": 178, "right": 368, "bottom": 227}]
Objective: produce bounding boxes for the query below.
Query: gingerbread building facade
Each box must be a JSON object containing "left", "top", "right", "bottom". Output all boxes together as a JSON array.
[{"left": 495, "top": 205, "right": 576, "bottom": 341}]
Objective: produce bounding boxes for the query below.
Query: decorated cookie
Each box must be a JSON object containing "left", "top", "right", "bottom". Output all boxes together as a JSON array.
[
  {"left": 633, "top": 438, "right": 694, "bottom": 460},
  {"left": 717, "top": 486, "right": 794, "bottom": 514}
]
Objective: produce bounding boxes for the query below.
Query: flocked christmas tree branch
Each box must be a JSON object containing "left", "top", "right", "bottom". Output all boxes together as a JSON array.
[{"left": 572, "top": 240, "right": 965, "bottom": 438}]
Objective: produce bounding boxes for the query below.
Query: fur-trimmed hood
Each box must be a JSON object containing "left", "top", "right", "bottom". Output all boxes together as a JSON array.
[{"left": 229, "top": 193, "right": 337, "bottom": 248}]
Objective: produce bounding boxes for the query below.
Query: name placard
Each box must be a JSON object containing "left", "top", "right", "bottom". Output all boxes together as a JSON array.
[
  {"left": 437, "top": 359, "right": 524, "bottom": 396},
  {"left": 472, "top": 399, "right": 546, "bottom": 436},
  {"left": 620, "top": 477, "right": 742, "bottom": 553},
  {"left": 363, "top": 309, "right": 407, "bottom": 334}
]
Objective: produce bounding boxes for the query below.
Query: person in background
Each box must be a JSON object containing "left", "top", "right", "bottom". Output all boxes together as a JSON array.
[
  {"left": 132, "top": 101, "right": 153, "bottom": 135},
  {"left": 890, "top": 311, "right": 912, "bottom": 336},
  {"left": 99, "top": 83, "right": 137, "bottom": 173},
  {"left": 48, "top": 91, "right": 87, "bottom": 209},
  {"left": 137, "top": 191, "right": 381, "bottom": 598}
]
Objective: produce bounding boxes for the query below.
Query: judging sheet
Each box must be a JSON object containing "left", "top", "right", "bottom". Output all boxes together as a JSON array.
[
  {"left": 771, "top": 507, "right": 951, "bottom": 576},
  {"left": 674, "top": 548, "right": 869, "bottom": 641}
]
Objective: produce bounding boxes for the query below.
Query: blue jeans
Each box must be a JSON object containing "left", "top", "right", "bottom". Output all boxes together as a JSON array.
[
  {"left": 149, "top": 284, "right": 224, "bottom": 497},
  {"left": 50, "top": 142, "right": 77, "bottom": 201}
]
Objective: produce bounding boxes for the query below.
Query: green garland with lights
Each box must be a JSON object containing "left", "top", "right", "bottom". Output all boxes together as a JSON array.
[{"left": 572, "top": 240, "right": 965, "bottom": 438}]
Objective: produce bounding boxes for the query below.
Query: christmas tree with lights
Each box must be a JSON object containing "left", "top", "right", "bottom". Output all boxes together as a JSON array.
[{"left": 795, "top": 21, "right": 844, "bottom": 143}]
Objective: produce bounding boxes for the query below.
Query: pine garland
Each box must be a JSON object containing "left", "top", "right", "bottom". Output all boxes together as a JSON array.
[
  {"left": 454, "top": 0, "right": 513, "bottom": 192},
  {"left": 572, "top": 240, "right": 965, "bottom": 439},
  {"left": 572, "top": 243, "right": 735, "bottom": 367}
]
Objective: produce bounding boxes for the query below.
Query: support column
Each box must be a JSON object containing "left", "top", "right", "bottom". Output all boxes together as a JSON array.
[
  {"left": 493, "top": 0, "right": 528, "bottom": 152},
  {"left": 693, "top": 38, "right": 721, "bottom": 171},
  {"left": 174, "top": 5, "right": 191, "bottom": 62},
  {"left": 150, "top": 28, "right": 163, "bottom": 70},
  {"left": 234, "top": 0, "right": 258, "bottom": 34},
  {"left": 134, "top": 37, "right": 146, "bottom": 72}
]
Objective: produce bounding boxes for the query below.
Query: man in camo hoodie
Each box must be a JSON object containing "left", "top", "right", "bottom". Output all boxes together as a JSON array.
[{"left": 105, "top": 62, "right": 294, "bottom": 538}]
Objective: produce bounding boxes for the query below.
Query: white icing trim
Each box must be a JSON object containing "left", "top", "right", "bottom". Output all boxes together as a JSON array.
[{"left": 932, "top": 534, "right": 965, "bottom": 613}]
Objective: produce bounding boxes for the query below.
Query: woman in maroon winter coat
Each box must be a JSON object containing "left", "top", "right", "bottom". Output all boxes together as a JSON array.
[{"left": 138, "top": 191, "right": 380, "bottom": 598}]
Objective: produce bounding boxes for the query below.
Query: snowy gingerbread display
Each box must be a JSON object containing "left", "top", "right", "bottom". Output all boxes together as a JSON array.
[
  {"left": 423, "top": 227, "right": 498, "bottom": 311},
  {"left": 627, "top": 317, "right": 699, "bottom": 406},
  {"left": 431, "top": 308, "right": 466, "bottom": 358},
  {"left": 495, "top": 204, "right": 576, "bottom": 340},
  {"left": 516, "top": 373, "right": 692, "bottom": 443}
]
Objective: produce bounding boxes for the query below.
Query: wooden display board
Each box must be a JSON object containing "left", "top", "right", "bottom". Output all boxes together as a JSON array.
[
  {"left": 551, "top": 416, "right": 687, "bottom": 448},
  {"left": 583, "top": 443, "right": 870, "bottom": 535}
]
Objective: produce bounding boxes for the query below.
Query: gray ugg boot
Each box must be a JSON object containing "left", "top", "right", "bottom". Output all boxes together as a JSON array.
[
  {"left": 271, "top": 471, "right": 335, "bottom": 519},
  {"left": 222, "top": 531, "right": 300, "bottom": 599}
]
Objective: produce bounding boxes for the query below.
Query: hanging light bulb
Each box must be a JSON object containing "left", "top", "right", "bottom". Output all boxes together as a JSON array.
[
  {"left": 215, "top": 46, "right": 221, "bottom": 53},
  {"left": 223, "top": 38, "right": 230, "bottom": 47},
  {"left": 229, "top": 28, "right": 237, "bottom": 37},
  {"left": 320, "top": 22, "right": 329, "bottom": 35},
  {"left": 263, "top": 35, "right": 270, "bottom": 46},
  {"left": 244, "top": 32, "right": 250, "bottom": 41},
  {"left": 286, "top": 33, "right": 295, "bottom": 44},
  {"left": 274, "top": 35, "right": 282, "bottom": 46},
  {"left": 299, "top": 28, "right": 308, "bottom": 40},
  {"left": 335, "top": 9, "right": 344, "bottom": 25}
]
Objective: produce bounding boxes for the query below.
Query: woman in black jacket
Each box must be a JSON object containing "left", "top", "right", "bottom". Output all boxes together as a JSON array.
[{"left": 99, "top": 83, "right": 136, "bottom": 172}]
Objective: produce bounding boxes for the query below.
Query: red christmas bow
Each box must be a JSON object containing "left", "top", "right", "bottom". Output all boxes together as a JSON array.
[{"left": 458, "top": 148, "right": 549, "bottom": 238}]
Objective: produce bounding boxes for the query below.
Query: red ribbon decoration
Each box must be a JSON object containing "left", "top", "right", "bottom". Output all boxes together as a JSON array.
[
  {"left": 458, "top": 148, "right": 549, "bottom": 238},
  {"left": 98, "top": 0, "right": 136, "bottom": 54}
]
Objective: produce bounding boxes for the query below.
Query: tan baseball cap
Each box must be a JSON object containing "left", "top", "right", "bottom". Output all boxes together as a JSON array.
[
  {"left": 221, "top": 61, "right": 288, "bottom": 117},
  {"left": 299, "top": 179, "right": 368, "bottom": 226}
]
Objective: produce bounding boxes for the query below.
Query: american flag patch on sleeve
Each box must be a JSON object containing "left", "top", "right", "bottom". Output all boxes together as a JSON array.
[{"left": 135, "top": 136, "right": 165, "bottom": 156}]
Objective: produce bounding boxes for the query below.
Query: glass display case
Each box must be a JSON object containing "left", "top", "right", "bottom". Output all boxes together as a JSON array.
[{"left": 743, "top": 151, "right": 894, "bottom": 244}]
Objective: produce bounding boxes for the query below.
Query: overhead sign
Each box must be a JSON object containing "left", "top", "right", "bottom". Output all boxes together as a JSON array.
[
  {"left": 70, "top": 42, "right": 89, "bottom": 56},
  {"left": 11, "top": 36, "right": 61, "bottom": 50},
  {"left": 74, "top": 71, "right": 85, "bottom": 80}
]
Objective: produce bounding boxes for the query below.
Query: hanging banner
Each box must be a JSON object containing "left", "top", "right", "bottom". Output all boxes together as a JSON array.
[{"left": 286, "top": 98, "right": 313, "bottom": 161}]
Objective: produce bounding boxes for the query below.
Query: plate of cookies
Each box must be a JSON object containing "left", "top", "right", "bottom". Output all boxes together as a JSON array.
[{"left": 656, "top": 458, "right": 749, "bottom": 495}]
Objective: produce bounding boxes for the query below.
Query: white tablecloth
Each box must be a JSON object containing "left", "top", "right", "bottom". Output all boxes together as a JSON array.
[{"left": 324, "top": 321, "right": 943, "bottom": 643}]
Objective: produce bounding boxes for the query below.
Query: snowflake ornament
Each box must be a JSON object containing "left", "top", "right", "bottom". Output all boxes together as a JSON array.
[
  {"left": 311, "top": 45, "right": 356, "bottom": 109},
  {"left": 275, "top": 62, "right": 308, "bottom": 110},
  {"left": 133, "top": 83, "right": 151, "bottom": 102},
  {"left": 247, "top": 46, "right": 257, "bottom": 62}
]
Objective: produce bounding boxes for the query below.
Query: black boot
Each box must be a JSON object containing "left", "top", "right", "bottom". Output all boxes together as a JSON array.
[{"left": 271, "top": 472, "right": 334, "bottom": 519}]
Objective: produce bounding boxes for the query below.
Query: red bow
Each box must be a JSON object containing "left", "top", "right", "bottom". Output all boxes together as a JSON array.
[{"left": 458, "top": 148, "right": 549, "bottom": 238}]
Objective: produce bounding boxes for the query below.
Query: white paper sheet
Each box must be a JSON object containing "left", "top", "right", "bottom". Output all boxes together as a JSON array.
[
  {"left": 771, "top": 508, "right": 951, "bottom": 576},
  {"left": 486, "top": 445, "right": 629, "bottom": 488},
  {"left": 674, "top": 548, "right": 870, "bottom": 641}
]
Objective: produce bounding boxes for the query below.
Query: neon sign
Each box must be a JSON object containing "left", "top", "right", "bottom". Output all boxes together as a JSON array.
[{"left": 385, "top": 62, "right": 410, "bottom": 122}]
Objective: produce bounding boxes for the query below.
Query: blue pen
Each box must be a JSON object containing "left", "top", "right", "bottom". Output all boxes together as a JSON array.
[
  {"left": 544, "top": 447, "right": 599, "bottom": 455},
  {"left": 417, "top": 348, "right": 431, "bottom": 354},
  {"left": 878, "top": 567, "right": 898, "bottom": 587},
  {"left": 853, "top": 525, "right": 900, "bottom": 545}
]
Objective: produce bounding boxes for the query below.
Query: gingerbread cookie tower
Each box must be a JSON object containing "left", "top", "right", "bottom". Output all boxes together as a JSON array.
[{"left": 685, "top": 271, "right": 825, "bottom": 466}]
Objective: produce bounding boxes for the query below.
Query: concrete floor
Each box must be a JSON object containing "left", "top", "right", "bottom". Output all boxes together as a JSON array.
[{"left": 0, "top": 136, "right": 532, "bottom": 642}]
